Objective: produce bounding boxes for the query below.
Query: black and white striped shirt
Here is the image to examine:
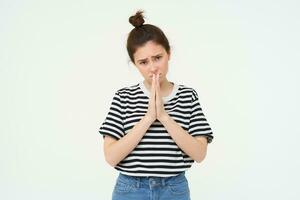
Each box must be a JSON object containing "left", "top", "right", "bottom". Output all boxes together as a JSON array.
[{"left": 99, "top": 81, "right": 214, "bottom": 177}]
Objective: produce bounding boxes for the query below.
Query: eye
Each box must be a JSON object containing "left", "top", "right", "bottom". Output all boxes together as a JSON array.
[
  {"left": 140, "top": 61, "right": 147, "bottom": 65},
  {"left": 155, "top": 56, "right": 162, "bottom": 60}
]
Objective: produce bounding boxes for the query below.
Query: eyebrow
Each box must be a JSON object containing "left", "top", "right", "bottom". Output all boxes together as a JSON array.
[{"left": 137, "top": 53, "right": 163, "bottom": 62}]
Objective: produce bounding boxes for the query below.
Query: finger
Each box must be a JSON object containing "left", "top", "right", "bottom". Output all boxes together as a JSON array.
[
  {"left": 150, "top": 75, "right": 155, "bottom": 98},
  {"left": 156, "top": 74, "right": 160, "bottom": 99}
]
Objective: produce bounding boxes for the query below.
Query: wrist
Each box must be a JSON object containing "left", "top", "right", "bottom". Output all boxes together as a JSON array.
[
  {"left": 144, "top": 114, "right": 155, "bottom": 123},
  {"left": 158, "top": 112, "right": 169, "bottom": 123}
]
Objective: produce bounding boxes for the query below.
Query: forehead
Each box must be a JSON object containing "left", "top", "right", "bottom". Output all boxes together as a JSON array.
[{"left": 134, "top": 41, "right": 166, "bottom": 61}]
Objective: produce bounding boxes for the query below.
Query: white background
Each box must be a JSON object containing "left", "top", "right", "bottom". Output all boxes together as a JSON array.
[{"left": 1, "top": 0, "right": 299, "bottom": 199}]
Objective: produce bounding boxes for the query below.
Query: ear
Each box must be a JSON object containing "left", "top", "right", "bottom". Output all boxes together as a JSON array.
[{"left": 167, "top": 51, "right": 171, "bottom": 61}]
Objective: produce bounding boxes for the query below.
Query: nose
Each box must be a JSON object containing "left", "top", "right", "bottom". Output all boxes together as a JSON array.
[{"left": 149, "top": 61, "right": 159, "bottom": 73}]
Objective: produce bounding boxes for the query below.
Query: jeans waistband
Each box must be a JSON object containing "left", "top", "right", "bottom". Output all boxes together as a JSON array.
[{"left": 116, "top": 172, "right": 186, "bottom": 188}]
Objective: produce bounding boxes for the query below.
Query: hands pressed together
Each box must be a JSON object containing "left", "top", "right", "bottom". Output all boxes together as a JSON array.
[{"left": 145, "top": 74, "right": 169, "bottom": 123}]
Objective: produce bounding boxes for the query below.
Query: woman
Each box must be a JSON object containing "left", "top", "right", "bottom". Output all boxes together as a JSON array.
[{"left": 99, "top": 10, "right": 214, "bottom": 200}]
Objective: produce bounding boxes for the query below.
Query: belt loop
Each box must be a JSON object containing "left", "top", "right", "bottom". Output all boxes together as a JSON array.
[
  {"left": 162, "top": 178, "right": 166, "bottom": 187},
  {"left": 136, "top": 177, "right": 140, "bottom": 188}
]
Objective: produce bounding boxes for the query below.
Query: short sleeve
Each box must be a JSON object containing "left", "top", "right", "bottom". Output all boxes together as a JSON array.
[
  {"left": 188, "top": 89, "right": 214, "bottom": 144},
  {"left": 98, "top": 91, "right": 125, "bottom": 140}
]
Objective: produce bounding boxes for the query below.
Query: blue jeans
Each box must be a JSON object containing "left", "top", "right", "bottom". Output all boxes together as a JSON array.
[{"left": 112, "top": 172, "right": 191, "bottom": 200}]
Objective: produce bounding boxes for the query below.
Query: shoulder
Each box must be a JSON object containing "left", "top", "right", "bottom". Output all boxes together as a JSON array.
[
  {"left": 176, "top": 83, "right": 199, "bottom": 101},
  {"left": 114, "top": 83, "right": 141, "bottom": 97}
]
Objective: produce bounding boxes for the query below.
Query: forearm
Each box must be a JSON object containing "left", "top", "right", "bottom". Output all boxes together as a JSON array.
[
  {"left": 105, "top": 115, "right": 153, "bottom": 167},
  {"left": 159, "top": 114, "right": 207, "bottom": 162}
]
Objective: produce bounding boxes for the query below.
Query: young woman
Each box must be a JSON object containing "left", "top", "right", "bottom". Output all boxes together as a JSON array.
[{"left": 99, "top": 10, "right": 214, "bottom": 200}]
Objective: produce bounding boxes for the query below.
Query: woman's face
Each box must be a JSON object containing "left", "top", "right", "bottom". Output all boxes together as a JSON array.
[{"left": 133, "top": 40, "right": 170, "bottom": 85}]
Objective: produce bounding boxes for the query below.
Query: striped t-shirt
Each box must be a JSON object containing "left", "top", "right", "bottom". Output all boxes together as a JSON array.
[{"left": 99, "top": 81, "right": 214, "bottom": 177}]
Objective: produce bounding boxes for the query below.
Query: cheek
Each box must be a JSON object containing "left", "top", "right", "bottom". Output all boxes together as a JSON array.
[
  {"left": 161, "top": 65, "right": 168, "bottom": 74},
  {"left": 139, "top": 68, "right": 148, "bottom": 74}
]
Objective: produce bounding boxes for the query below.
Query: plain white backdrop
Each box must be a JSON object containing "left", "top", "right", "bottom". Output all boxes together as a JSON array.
[{"left": 1, "top": 0, "right": 299, "bottom": 199}]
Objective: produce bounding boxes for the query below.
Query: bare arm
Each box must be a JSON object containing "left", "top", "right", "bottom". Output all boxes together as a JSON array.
[
  {"left": 103, "top": 115, "right": 154, "bottom": 167},
  {"left": 159, "top": 114, "right": 208, "bottom": 163}
]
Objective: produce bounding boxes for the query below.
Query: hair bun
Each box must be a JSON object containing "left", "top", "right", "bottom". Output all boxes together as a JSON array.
[{"left": 129, "top": 10, "right": 145, "bottom": 28}]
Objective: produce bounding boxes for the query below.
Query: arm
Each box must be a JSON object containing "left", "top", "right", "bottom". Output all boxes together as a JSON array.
[
  {"left": 159, "top": 114, "right": 208, "bottom": 163},
  {"left": 103, "top": 115, "right": 154, "bottom": 167}
]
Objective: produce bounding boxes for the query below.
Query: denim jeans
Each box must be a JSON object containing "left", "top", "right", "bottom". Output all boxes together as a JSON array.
[{"left": 112, "top": 172, "right": 191, "bottom": 200}]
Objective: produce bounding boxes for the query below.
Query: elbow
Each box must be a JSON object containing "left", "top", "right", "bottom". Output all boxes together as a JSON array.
[
  {"left": 195, "top": 156, "right": 205, "bottom": 163},
  {"left": 194, "top": 151, "right": 207, "bottom": 163},
  {"left": 105, "top": 156, "right": 118, "bottom": 167},
  {"left": 104, "top": 144, "right": 118, "bottom": 167},
  {"left": 104, "top": 152, "right": 118, "bottom": 167},
  {"left": 194, "top": 142, "right": 208, "bottom": 163}
]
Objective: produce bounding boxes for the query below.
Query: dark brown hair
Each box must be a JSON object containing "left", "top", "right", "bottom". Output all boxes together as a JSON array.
[{"left": 127, "top": 10, "right": 171, "bottom": 64}]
